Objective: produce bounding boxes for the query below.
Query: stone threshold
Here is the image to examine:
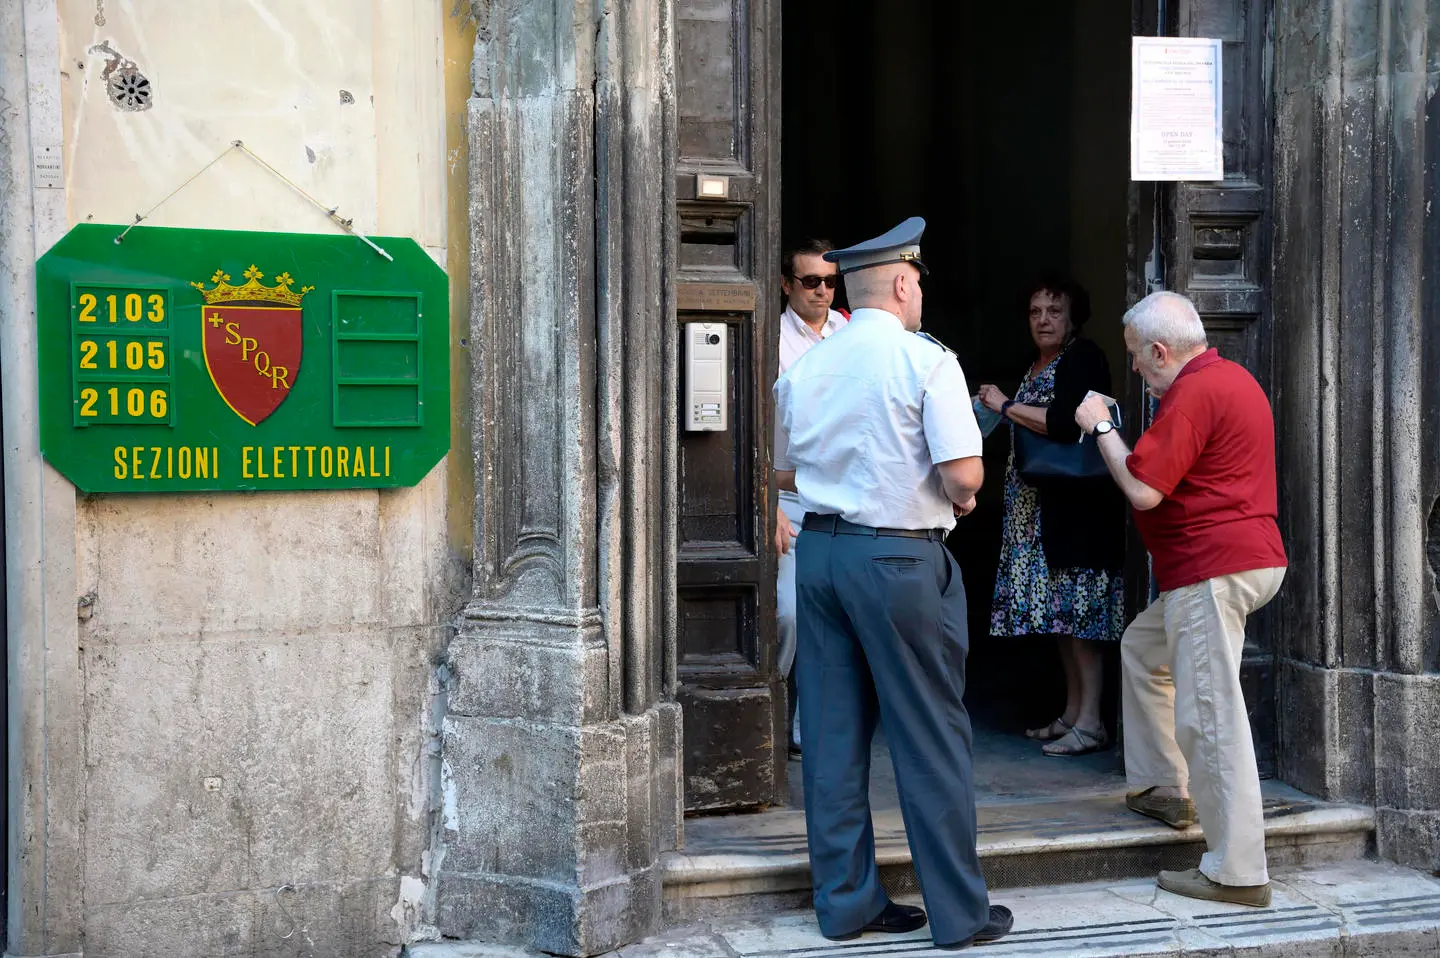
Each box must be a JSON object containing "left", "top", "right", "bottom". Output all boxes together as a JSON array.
[
  {"left": 409, "top": 858, "right": 1440, "bottom": 957},
  {"left": 663, "top": 782, "right": 1375, "bottom": 917}
]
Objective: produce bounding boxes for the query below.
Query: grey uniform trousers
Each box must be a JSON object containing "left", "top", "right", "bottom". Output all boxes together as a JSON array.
[{"left": 795, "top": 524, "right": 990, "bottom": 944}]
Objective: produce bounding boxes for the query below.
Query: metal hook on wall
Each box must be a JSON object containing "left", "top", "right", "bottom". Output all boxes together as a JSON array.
[{"left": 273, "top": 883, "right": 298, "bottom": 940}]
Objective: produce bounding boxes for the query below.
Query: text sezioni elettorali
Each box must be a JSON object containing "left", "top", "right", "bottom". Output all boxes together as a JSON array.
[{"left": 112, "top": 444, "right": 393, "bottom": 481}]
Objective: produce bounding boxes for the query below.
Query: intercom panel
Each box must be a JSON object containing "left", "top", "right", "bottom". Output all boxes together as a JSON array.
[{"left": 683, "top": 322, "right": 727, "bottom": 431}]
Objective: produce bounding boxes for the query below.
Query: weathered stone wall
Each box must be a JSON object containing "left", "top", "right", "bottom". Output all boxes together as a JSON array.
[
  {"left": 1273, "top": 0, "right": 1440, "bottom": 868},
  {"left": 4, "top": 3, "right": 467, "bottom": 955}
]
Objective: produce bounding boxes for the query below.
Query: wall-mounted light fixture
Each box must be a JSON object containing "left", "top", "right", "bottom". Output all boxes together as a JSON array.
[{"left": 695, "top": 174, "right": 730, "bottom": 200}]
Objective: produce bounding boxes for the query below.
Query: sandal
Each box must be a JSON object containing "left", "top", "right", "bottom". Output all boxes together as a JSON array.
[
  {"left": 1024, "top": 718, "right": 1074, "bottom": 741},
  {"left": 1041, "top": 724, "right": 1109, "bottom": 757}
]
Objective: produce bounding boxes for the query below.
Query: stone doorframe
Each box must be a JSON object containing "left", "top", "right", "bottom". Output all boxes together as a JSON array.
[
  {"left": 434, "top": 1, "right": 684, "bottom": 955},
  {"left": 1270, "top": 0, "right": 1440, "bottom": 870}
]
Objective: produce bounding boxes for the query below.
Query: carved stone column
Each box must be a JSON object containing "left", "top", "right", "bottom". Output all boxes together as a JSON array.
[
  {"left": 435, "top": 2, "right": 681, "bottom": 955},
  {"left": 1272, "top": 0, "right": 1440, "bottom": 868}
]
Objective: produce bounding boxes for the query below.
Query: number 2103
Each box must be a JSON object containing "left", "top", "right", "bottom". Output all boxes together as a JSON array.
[{"left": 77, "top": 291, "right": 165, "bottom": 324}]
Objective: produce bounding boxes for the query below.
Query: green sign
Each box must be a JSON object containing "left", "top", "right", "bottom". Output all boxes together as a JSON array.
[{"left": 37, "top": 224, "right": 449, "bottom": 493}]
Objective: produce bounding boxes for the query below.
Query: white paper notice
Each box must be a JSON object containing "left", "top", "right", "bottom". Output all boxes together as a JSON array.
[
  {"left": 32, "top": 140, "right": 63, "bottom": 190},
  {"left": 1131, "top": 37, "right": 1223, "bottom": 181}
]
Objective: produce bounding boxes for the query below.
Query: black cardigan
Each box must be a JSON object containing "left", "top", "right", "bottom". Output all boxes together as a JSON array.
[{"left": 1026, "top": 337, "right": 1127, "bottom": 573}]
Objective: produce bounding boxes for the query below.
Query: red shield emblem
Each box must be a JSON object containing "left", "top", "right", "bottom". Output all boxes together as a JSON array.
[{"left": 202, "top": 305, "right": 302, "bottom": 426}]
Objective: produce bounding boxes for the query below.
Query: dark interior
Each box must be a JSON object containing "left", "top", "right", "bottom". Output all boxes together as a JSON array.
[{"left": 782, "top": 0, "right": 1134, "bottom": 736}]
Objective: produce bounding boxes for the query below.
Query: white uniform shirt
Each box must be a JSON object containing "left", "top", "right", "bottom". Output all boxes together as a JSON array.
[
  {"left": 779, "top": 305, "right": 848, "bottom": 375},
  {"left": 774, "top": 308, "right": 983, "bottom": 532}
]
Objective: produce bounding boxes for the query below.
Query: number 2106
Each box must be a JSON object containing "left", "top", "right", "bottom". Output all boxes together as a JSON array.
[{"left": 78, "top": 386, "right": 168, "bottom": 420}]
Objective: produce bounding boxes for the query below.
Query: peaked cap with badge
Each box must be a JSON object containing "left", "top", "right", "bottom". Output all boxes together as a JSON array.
[{"left": 823, "top": 216, "right": 928, "bottom": 276}]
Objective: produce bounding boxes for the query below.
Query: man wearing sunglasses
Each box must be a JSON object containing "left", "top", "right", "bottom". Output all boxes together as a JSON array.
[{"left": 776, "top": 238, "right": 848, "bottom": 758}]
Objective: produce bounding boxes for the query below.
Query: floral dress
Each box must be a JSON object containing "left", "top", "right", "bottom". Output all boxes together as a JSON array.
[{"left": 990, "top": 353, "right": 1125, "bottom": 642}]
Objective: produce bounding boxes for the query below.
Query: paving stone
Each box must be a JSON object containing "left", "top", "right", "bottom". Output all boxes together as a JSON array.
[
  {"left": 717, "top": 910, "right": 904, "bottom": 954},
  {"left": 981, "top": 879, "right": 1202, "bottom": 956},
  {"left": 1285, "top": 858, "right": 1440, "bottom": 911},
  {"left": 408, "top": 943, "right": 543, "bottom": 957},
  {"left": 611, "top": 927, "right": 733, "bottom": 957},
  {"left": 409, "top": 927, "right": 733, "bottom": 958},
  {"left": 1339, "top": 927, "right": 1440, "bottom": 957}
]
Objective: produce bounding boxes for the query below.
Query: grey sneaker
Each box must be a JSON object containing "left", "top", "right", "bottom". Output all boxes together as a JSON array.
[
  {"left": 1158, "top": 868, "right": 1272, "bottom": 907},
  {"left": 1126, "top": 787, "right": 1198, "bottom": 829}
]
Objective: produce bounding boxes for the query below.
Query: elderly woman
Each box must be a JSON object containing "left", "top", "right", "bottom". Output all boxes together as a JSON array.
[{"left": 976, "top": 274, "right": 1126, "bottom": 756}]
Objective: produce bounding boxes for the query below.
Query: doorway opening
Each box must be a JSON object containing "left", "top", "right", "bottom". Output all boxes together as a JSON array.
[{"left": 782, "top": 0, "right": 1134, "bottom": 776}]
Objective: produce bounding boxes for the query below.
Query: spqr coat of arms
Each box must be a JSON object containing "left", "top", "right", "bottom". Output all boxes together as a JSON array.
[{"left": 191, "top": 265, "right": 311, "bottom": 426}]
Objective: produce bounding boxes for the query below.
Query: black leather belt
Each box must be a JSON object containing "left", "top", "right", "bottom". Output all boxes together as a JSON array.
[{"left": 802, "top": 512, "right": 945, "bottom": 542}]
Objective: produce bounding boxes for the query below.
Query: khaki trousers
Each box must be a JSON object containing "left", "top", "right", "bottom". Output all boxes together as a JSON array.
[{"left": 1121, "top": 566, "right": 1286, "bottom": 887}]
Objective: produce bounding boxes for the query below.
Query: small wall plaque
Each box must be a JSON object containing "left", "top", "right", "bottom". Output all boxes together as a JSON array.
[{"left": 677, "top": 281, "right": 756, "bottom": 313}]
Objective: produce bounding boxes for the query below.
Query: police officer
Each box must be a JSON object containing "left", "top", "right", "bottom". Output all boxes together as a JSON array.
[{"left": 773, "top": 218, "right": 1012, "bottom": 949}]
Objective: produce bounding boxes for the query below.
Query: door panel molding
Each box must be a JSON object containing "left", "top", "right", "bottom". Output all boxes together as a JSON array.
[{"left": 673, "top": 0, "right": 784, "bottom": 811}]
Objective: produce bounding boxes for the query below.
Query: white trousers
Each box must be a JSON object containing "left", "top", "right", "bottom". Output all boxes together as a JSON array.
[
  {"left": 1121, "top": 566, "right": 1285, "bottom": 887},
  {"left": 777, "top": 492, "right": 807, "bottom": 746}
]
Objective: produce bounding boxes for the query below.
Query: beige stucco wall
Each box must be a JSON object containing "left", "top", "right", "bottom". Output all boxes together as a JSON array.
[{"left": 51, "top": 2, "right": 464, "bottom": 954}]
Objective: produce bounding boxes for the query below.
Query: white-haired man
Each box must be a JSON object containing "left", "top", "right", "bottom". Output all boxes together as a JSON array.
[{"left": 1076, "top": 290, "right": 1287, "bottom": 908}]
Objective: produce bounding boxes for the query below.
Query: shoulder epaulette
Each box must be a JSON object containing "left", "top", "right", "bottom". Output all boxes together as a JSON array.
[{"left": 914, "top": 330, "right": 955, "bottom": 357}]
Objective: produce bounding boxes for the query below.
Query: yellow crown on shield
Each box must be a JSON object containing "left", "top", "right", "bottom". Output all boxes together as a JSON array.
[{"left": 191, "top": 264, "right": 315, "bottom": 307}]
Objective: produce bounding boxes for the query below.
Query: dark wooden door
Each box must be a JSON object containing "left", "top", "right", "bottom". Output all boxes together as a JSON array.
[
  {"left": 1155, "top": 0, "right": 1279, "bottom": 774},
  {"left": 673, "top": 0, "right": 786, "bottom": 811}
]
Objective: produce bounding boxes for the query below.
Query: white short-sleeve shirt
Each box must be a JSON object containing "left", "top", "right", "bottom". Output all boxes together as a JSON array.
[
  {"left": 773, "top": 308, "right": 983, "bottom": 532},
  {"left": 779, "top": 305, "right": 847, "bottom": 375}
]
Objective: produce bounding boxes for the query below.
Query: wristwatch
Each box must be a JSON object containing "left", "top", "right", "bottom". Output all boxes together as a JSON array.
[{"left": 1093, "top": 420, "right": 1116, "bottom": 437}]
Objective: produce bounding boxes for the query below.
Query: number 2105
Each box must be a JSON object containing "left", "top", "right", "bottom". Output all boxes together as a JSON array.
[{"left": 78, "top": 339, "right": 165, "bottom": 372}]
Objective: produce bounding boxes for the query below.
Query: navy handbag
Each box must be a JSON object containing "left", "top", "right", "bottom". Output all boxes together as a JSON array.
[
  {"left": 1013, "top": 396, "right": 1121, "bottom": 483},
  {"left": 1013, "top": 427, "right": 1110, "bottom": 483}
]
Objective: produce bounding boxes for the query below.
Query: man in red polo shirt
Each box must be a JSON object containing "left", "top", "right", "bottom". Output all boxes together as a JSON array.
[{"left": 1075, "top": 291, "right": 1287, "bottom": 908}]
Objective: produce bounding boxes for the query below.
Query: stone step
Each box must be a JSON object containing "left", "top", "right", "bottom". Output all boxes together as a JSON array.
[
  {"left": 661, "top": 782, "right": 1374, "bottom": 925},
  {"left": 408, "top": 858, "right": 1440, "bottom": 957},
  {"left": 625, "top": 858, "right": 1440, "bottom": 958}
]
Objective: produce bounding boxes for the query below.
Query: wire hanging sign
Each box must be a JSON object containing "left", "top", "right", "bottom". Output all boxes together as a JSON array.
[{"left": 112, "top": 139, "right": 393, "bottom": 261}]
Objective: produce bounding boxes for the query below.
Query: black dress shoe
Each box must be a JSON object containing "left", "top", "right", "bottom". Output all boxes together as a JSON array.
[
  {"left": 822, "top": 901, "right": 928, "bottom": 941},
  {"left": 935, "top": 905, "right": 1014, "bottom": 949}
]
